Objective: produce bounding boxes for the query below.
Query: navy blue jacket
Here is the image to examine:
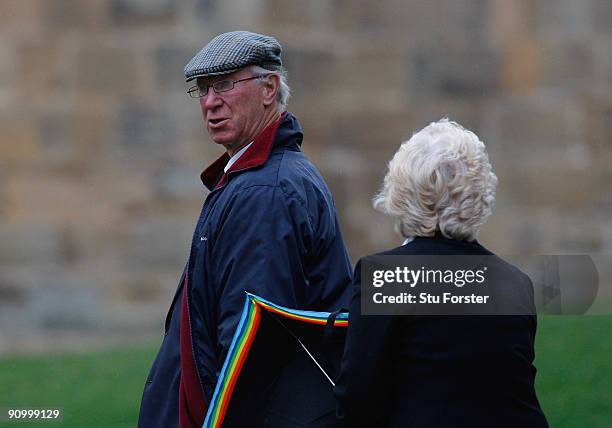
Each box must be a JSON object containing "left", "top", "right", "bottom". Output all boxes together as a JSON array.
[{"left": 139, "top": 112, "right": 353, "bottom": 428}]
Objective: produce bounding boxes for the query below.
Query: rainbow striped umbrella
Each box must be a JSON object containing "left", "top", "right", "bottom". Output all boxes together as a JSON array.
[{"left": 203, "top": 293, "right": 349, "bottom": 428}]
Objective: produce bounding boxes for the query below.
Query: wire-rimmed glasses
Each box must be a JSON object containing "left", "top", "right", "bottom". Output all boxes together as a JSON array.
[{"left": 187, "top": 75, "right": 269, "bottom": 98}]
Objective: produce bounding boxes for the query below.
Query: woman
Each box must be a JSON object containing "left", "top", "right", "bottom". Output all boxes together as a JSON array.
[{"left": 334, "top": 119, "right": 548, "bottom": 427}]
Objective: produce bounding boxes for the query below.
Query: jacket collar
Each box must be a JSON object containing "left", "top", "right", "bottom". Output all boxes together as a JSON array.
[{"left": 200, "top": 111, "right": 302, "bottom": 191}]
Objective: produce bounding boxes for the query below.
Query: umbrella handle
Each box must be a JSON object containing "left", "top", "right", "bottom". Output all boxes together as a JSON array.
[{"left": 324, "top": 308, "right": 348, "bottom": 341}]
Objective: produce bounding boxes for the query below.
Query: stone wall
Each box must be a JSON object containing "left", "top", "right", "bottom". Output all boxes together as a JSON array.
[{"left": 1, "top": 0, "right": 611, "bottom": 354}]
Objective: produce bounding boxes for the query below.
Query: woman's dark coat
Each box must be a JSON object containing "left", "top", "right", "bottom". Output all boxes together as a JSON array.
[{"left": 335, "top": 235, "right": 549, "bottom": 428}]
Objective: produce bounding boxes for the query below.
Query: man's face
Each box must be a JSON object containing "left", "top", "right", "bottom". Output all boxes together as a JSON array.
[{"left": 197, "top": 68, "right": 268, "bottom": 152}]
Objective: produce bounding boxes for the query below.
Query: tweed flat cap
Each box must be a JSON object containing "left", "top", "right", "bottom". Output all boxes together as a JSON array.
[{"left": 184, "top": 31, "right": 282, "bottom": 82}]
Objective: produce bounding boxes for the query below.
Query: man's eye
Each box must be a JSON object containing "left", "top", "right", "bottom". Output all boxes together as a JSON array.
[{"left": 214, "top": 80, "right": 233, "bottom": 91}]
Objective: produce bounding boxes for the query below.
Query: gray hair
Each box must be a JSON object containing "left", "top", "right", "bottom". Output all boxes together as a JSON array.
[
  {"left": 250, "top": 65, "right": 291, "bottom": 112},
  {"left": 373, "top": 118, "right": 497, "bottom": 241}
]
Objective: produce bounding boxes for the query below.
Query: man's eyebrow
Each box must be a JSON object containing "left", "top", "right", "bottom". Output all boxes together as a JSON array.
[{"left": 197, "top": 77, "right": 228, "bottom": 87}]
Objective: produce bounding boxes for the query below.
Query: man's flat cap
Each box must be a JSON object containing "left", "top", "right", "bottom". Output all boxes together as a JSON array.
[{"left": 184, "top": 31, "right": 282, "bottom": 82}]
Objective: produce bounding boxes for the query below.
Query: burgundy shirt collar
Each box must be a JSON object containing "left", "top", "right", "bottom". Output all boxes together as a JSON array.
[{"left": 200, "top": 112, "right": 285, "bottom": 191}]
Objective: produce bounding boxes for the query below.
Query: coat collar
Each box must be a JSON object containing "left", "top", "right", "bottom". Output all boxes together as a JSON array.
[{"left": 200, "top": 112, "right": 302, "bottom": 191}]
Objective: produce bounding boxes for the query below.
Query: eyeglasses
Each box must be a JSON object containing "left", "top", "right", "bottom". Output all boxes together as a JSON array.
[{"left": 187, "top": 75, "right": 268, "bottom": 98}]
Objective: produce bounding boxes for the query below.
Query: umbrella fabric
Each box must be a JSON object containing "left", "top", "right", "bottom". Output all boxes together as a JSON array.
[{"left": 203, "top": 293, "right": 349, "bottom": 428}]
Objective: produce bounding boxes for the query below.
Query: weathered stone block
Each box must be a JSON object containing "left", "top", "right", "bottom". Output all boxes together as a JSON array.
[
  {"left": 0, "top": 115, "right": 41, "bottom": 167},
  {"left": 328, "top": 111, "right": 414, "bottom": 152},
  {"left": 0, "top": 0, "right": 45, "bottom": 36},
  {"left": 194, "top": 0, "right": 218, "bottom": 18},
  {"left": 537, "top": 0, "right": 592, "bottom": 40},
  {"left": 153, "top": 167, "right": 205, "bottom": 201},
  {"left": 29, "top": 283, "right": 102, "bottom": 331},
  {"left": 69, "top": 96, "right": 116, "bottom": 163},
  {"left": 412, "top": 49, "right": 500, "bottom": 98},
  {"left": 42, "top": 0, "right": 87, "bottom": 30},
  {"left": 499, "top": 37, "right": 544, "bottom": 94},
  {"left": 111, "top": 0, "right": 176, "bottom": 24},
  {"left": 593, "top": 0, "right": 612, "bottom": 35},
  {"left": 541, "top": 42, "right": 594, "bottom": 90},
  {"left": 16, "top": 39, "right": 66, "bottom": 100},
  {"left": 0, "top": 275, "right": 28, "bottom": 307},
  {"left": 0, "top": 225, "right": 63, "bottom": 266},
  {"left": 120, "top": 218, "right": 192, "bottom": 267},
  {"left": 155, "top": 44, "right": 195, "bottom": 90},
  {"left": 113, "top": 103, "right": 178, "bottom": 160},
  {"left": 75, "top": 44, "right": 138, "bottom": 95},
  {"left": 480, "top": 93, "right": 585, "bottom": 166},
  {"left": 282, "top": 47, "right": 335, "bottom": 99},
  {"left": 585, "top": 100, "right": 612, "bottom": 162}
]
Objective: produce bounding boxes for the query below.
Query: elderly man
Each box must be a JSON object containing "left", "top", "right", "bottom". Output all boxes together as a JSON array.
[{"left": 138, "top": 31, "right": 353, "bottom": 428}]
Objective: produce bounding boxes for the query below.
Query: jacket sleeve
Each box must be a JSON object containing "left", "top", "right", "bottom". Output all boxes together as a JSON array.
[{"left": 334, "top": 259, "right": 398, "bottom": 427}]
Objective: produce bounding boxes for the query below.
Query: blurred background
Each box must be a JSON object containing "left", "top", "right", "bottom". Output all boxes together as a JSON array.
[{"left": 0, "top": 0, "right": 611, "bottom": 426}]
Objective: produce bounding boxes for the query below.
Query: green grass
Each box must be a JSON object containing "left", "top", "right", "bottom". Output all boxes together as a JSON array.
[
  {"left": 535, "top": 316, "right": 612, "bottom": 428},
  {"left": 0, "top": 317, "right": 610, "bottom": 427},
  {"left": 0, "top": 346, "right": 158, "bottom": 427}
]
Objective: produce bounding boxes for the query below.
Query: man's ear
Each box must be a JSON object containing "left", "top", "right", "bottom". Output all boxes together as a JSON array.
[{"left": 262, "top": 74, "right": 280, "bottom": 107}]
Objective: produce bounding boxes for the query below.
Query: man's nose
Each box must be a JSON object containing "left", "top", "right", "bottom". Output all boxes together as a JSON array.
[{"left": 200, "top": 90, "right": 222, "bottom": 111}]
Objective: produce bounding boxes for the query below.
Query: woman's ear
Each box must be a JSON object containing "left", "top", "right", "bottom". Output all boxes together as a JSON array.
[{"left": 262, "top": 74, "right": 280, "bottom": 107}]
